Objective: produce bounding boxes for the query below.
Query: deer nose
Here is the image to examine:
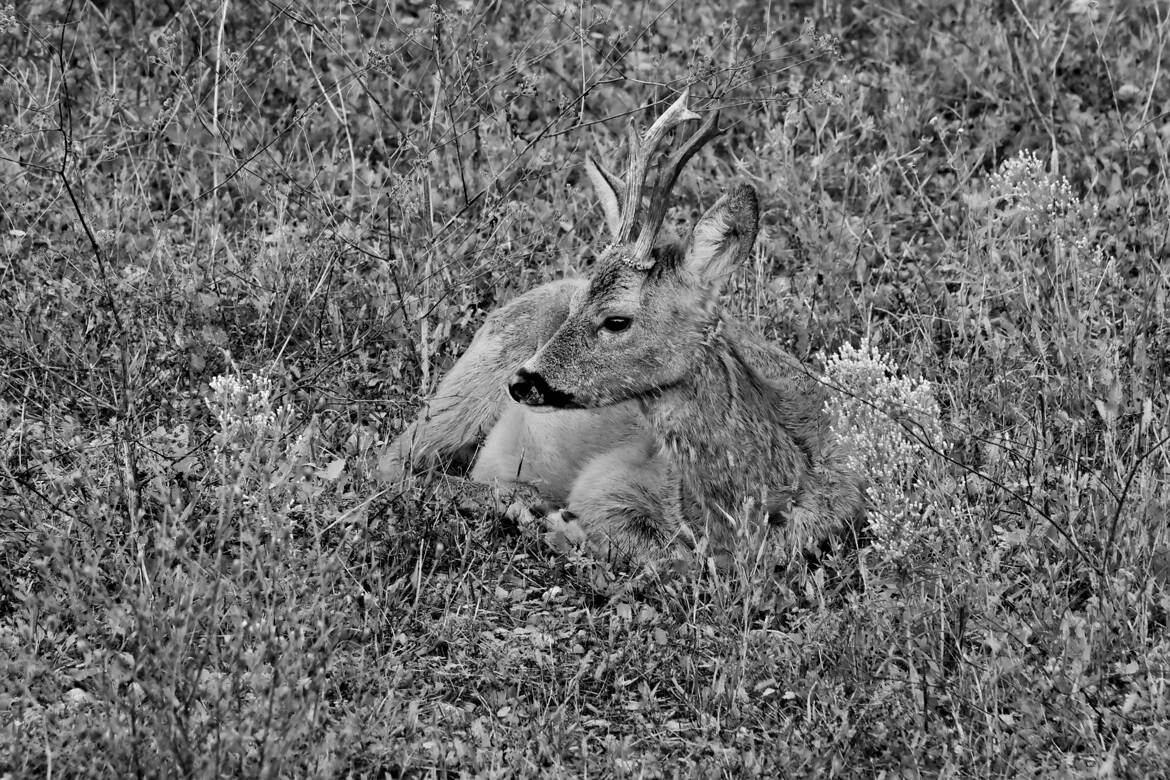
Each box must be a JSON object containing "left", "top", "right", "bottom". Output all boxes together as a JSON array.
[
  {"left": 509, "top": 368, "right": 548, "bottom": 406},
  {"left": 509, "top": 368, "right": 577, "bottom": 408}
]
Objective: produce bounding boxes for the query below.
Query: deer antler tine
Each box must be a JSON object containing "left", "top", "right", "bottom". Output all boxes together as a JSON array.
[
  {"left": 630, "top": 109, "right": 723, "bottom": 267},
  {"left": 617, "top": 88, "right": 704, "bottom": 244},
  {"left": 659, "top": 109, "right": 721, "bottom": 201},
  {"left": 645, "top": 88, "right": 702, "bottom": 138}
]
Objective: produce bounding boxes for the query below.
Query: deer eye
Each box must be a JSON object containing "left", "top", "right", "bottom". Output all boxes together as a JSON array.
[{"left": 600, "top": 316, "right": 632, "bottom": 333}]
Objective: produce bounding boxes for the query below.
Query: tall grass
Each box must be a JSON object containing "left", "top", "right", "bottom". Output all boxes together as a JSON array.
[{"left": 1, "top": 0, "right": 1167, "bottom": 775}]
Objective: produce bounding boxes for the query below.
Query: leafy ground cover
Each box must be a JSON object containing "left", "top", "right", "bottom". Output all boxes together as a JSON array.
[{"left": 1, "top": 0, "right": 1168, "bottom": 776}]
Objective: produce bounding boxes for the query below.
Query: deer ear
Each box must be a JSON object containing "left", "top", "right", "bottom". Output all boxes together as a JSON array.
[
  {"left": 683, "top": 185, "right": 759, "bottom": 285},
  {"left": 584, "top": 154, "right": 624, "bottom": 241}
]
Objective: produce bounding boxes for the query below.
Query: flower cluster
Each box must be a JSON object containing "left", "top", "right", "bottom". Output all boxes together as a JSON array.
[
  {"left": 205, "top": 371, "right": 279, "bottom": 450},
  {"left": 823, "top": 338, "right": 947, "bottom": 560},
  {"left": 799, "top": 16, "right": 841, "bottom": 58},
  {"left": 983, "top": 148, "right": 1114, "bottom": 299},
  {"left": 987, "top": 149, "right": 1081, "bottom": 232}
]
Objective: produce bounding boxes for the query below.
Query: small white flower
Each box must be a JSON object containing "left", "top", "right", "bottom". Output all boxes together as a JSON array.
[
  {"left": 205, "top": 371, "right": 278, "bottom": 446},
  {"left": 824, "top": 339, "right": 947, "bottom": 560}
]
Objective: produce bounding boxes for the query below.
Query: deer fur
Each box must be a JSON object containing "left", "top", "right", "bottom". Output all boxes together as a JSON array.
[{"left": 379, "top": 91, "right": 864, "bottom": 562}]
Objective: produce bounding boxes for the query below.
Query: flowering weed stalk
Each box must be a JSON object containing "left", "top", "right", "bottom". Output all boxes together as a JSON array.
[{"left": 824, "top": 338, "right": 950, "bottom": 560}]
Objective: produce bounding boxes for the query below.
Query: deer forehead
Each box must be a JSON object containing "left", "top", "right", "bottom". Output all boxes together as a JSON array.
[
  {"left": 580, "top": 251, "right": 645, "bottom": 310},
  {"left": 583, "top": 244, "right": 686, "bottom": 305}
]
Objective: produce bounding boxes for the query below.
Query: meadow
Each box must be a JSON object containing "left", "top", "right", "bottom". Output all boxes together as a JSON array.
[{"left": 1, "top": 0, "right": 1168, "bottom": 776}]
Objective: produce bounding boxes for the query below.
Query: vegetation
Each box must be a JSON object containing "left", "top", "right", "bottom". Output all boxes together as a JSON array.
[{"left": 1, "top": 0, "right": 1167, "bottom": 776}]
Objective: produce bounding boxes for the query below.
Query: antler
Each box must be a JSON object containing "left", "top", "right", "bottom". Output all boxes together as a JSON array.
[{"left": 618, "top": 89, "right": 723, "bottom": 270}]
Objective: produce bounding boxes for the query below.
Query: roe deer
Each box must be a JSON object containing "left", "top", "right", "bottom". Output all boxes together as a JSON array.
[{"left": 379, "top": 90, "right": 864, "bottom": 562}]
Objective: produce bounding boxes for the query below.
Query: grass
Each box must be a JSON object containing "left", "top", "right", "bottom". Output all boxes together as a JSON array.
[{"left": 1, "top": 0, "right": 1168, "bottom": 776}]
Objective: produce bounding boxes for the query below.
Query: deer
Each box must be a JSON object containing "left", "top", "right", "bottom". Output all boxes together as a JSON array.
[{"left": 378, "top": 90, "right": 864, "bottom": 563}]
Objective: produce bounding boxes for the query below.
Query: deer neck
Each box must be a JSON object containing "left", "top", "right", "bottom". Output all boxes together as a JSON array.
[
  {"left": 643, "top": 318, "right": 762, "bottom": 441},
  {"left": 640, "top": 316, "right": 811, "bottom": 523}
]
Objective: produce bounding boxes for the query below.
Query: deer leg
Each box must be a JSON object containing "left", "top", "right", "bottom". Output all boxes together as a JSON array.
[
  {"left": 557, "top": 443, "right": 694, "bottom": 563},
  {"left": 783, "top": 451, "right": 866, "bottom": 554}
]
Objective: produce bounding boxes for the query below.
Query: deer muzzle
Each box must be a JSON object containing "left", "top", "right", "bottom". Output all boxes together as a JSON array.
[{"left": 508, "top": 368, "right": 577, "bottom": 408}]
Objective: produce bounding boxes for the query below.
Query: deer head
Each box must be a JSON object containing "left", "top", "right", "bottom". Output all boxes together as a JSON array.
[{"left": 508, "top": 91, "right": 760, "bottom": 409}]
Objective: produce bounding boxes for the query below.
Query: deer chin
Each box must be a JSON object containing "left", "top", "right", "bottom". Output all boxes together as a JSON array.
[
  {"left": 518, "top": 399, "right": 583, "bottom": 414},
  {"left": 562, "top": 382, "right": 677, "bottom": 411}
]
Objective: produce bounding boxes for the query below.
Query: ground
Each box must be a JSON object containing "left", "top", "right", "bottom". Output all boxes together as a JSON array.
[{"left": 1, "top": 1, "right": 1168, "bottom": 777}]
